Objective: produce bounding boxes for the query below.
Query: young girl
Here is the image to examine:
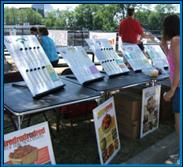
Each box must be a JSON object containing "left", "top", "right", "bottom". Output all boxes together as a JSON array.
[{"left": 161, "top": 14, "right": 180, "bottom": 164}]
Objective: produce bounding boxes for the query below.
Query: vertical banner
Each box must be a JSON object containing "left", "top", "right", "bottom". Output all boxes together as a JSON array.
[
  {"left": 93, "top": 97, "right": 120, "bottom": 164},
  {"left": 140, "top": 85, "right": 161, "bottom": 138},
  {"left": 4, "top": 122, "right": 55, "bottom": 164},
  {"left": 89, "top": 32, "right": 117, "bottom": 50},
  {"left": 48, "top": 30, "right": 68, "bottom": 46}
]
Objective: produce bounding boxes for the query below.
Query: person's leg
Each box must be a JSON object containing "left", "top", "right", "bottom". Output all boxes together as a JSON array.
[{"left": 174, "top": 113, "right": 180, "bottom": 142}]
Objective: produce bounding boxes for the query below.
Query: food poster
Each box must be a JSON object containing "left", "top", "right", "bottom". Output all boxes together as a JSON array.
[
  {"left": 48, "top": 30, "right": 68, "bottom": 46},
  {"left": 140, "top": 85, "right": 161, "bottom": 138},
  {"left": 58, "top": 46, "right": 103, "bottom": 84},
  {"left": 144, "top": 44, "right": 169, "bottom": 69},
  {"left": 4, "top": 122, "right": 55, "bottom": 164},
  {"left": 4, "top": 35, "right": 64, "bottom": 98},
  {"left": 123, "top": 44, "right": 152, "bottom": 71},
  {"left": 86, "top": 39, "right": 129, "bottom": 76},
  {"left": 89, "top": 32, "right": 117, "bottom": 50},
  {"left": 93, "top": 97, "right": 120, "bottom": 164}
]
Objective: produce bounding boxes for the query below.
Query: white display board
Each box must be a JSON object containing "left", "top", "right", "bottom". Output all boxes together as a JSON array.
[
  {"left": 145, "top": 44, "right": 169, "bottom": 69},
  {"left": 48, "top": 30, "right": 68, "bottom": 46},
  {"left": 93, "top": 97, "right": 120, "bottom": 164},
  {"left": 122, "top": 44, "right": 153, "bottom": 72},
  {"left": 4, "top": 122, "right": 55, "bottom": 164},
  {"left": 89, "top": 32, "right": 117, "bottom": 50},
  {"left": 4, "top": 35, "right": 64, "bottom": 98},
  {"left": 86, "top": 39, "right": 129, "bottom": 76},
  {"left": 58, "top": 46, "right": 103, "bottom": 84},
  {"left": 140, "top": 85, "right": 161, "bottom": 138}
]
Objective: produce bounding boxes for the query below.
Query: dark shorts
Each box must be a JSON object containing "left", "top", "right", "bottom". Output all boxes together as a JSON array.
[{"left": 172, "top": 88, "right": 180, "bottom": 113}]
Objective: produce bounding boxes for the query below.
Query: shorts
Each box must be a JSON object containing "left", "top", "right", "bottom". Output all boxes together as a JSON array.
[{"left": 172, "top": 88, "right": 180, "bottom": 113}]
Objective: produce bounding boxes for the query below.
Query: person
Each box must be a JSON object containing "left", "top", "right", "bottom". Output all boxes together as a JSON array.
[
  {"left": 30, "top": 27, "right": 38, "bottom": 36},
  {"left": 38, "top": 27, "right": 59, "bottom": 67},
  {"left": 161, "top": 14, "right": 180, "bottom": 164},
  {"left": 118, "top": 8, "right": 153, "bottom": 51}
]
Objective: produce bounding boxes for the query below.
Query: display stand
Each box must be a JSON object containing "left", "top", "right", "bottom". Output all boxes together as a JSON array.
[
  {"left": 144, "top": 44, "right": 169, "bottom": 69},
  {"left": 4, "top": 35, "right": 65, "bottom": 98},
  {"left": 122, "top": 44, "right": 153, "bottom": 72},
  {"left": 58, "top": 46, "right": 104, "bottom": 84},
  {"left": 86, "top": 39, "right": 129, "bottom": 77}
]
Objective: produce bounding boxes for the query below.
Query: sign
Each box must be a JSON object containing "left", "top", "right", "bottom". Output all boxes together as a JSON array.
[
  {"left": 123, "top": 44, "right": 153, "bottom": 72},
  {"left": 48, "top": 30, "right": 68, "bottom": 46},
  {"left": 4, "top": 122, "right": 55, "bottom": 164},
  {"left": 58, "top": 46, "right": 103, "bottom": 84},
  {"left": 140, "top": 85, "right": 161, "bottom": 138},
  {"left": 93, "top": 97, "right": 120, "bottom": 164},
  {"left": 4, "top": 35, "right": 64, "bottom": 98},
  {"left": 144, "top": 44, "right": 169, "bottom": 69},
  {"left": 86, "top": 39, "right": 129, "bottom": 76},
  {"left": 89, "top": 32, "right": 117, "bottom": 50}
]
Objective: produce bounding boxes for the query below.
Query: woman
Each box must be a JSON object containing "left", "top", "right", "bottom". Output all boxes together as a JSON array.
[
  {"left": 38, "top": 27, "right": 59, "bottom": 67},
  {"left": 161, "top": 15, "right": 180, "bottom": 164}
]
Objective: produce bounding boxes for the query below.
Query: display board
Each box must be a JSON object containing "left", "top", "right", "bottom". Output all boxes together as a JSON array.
[
  {"left": 48, "top": 30, "right": 68, "bottom": 46},
  {"left": 89, "top": 32, "right": 117, "bottom": 50},
  {"left": 144, "top": 44, "right": 169, "bottom": 69},
  {"left": 86, "top": 39, "right": 129, "bottom": 77},
  {"left": 4, "top": 122, "right": 55, "bottom": 164},
  {"left": 58, "top": 46, "right": 103, "bottom": 84},
  {"left": 140, "top": 85, "right": 161, "bottom": 138},
  {"left": 122, "top": 44, "right": 153, "bottom": 72},
  {"left": 4, "top": 35, "right": 64, "bottom": 98},
  {"left": 93, "top": 97, "right": 120, "bottom": 164}
]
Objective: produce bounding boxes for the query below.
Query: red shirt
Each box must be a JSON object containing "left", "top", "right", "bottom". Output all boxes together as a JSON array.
[{"left": 119, "top": 16, "right": 144, "bottom": 44}]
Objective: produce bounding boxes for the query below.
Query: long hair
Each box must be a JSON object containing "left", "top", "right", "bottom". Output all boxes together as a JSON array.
[{"left": 162, "top": 14, "right": 179, "bottom": 41}]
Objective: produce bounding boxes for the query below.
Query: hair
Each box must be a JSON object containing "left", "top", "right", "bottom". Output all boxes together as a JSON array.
[
  {"left": 162, "top": 14, "right": 179, "bottom": 41},
  {"left": 30, "top": 27, "right": 38, "bottom": 33},
  {"left": 38, "top": 27, "right": 49, "bottom": 36},
  {"left": 127, "top": 8, "right": 135, "bottom": 16}
]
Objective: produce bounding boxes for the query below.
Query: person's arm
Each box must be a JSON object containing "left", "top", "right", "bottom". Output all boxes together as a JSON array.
[
  {"left": 164, "top": 37, "right": 180, "bottom": 101},
  {"left": 160, "top": 38, "right": 169, "bottom": 54}
]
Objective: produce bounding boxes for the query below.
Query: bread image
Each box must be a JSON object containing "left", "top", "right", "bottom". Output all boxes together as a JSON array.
[{"left": 9, "top": 145, "right": 38, "bottom": 164}]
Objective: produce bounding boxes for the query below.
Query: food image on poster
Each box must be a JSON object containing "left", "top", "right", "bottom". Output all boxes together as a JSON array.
[
  {"left": 140, "top": 85, "right": 161, "bottom": 138},
  {"left": 4, "top": 35, "right": 64, "bottom": 98},
  {"left": 144, "top": 44, "right": 169, "bottom": 69},
  {"left": 86, "top": 39, "right": 129, "bottom": 77},
  {"left": 93, "top": 97, "right": 120, "bottom": 164},
  {"left": 4, "top": 122, "right": 55, "bottom": 164}
]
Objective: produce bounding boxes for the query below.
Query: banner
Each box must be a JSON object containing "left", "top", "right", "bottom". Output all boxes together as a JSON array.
[
  {"left": 140, "top": 85, "right": 161, "bottom": 138},
  {"left": 89, "top": 32, "right": 117, "bottom": 50},
  {"left": 93, "top": 97, "right": 120, "bottom": 164},
  {"left": 4, "top": 122, "right": 55, "bottom": 164},
  {"left": 58, "top": 46, "right": 103, "bottom": 84},
  {"left": 48, "top": 30, "right": 68, "bottom": 46},
  {"left": 4, "top": 35, "right": 64, "bottom": 98},
  {"left": 144, "top": 44, "right": 169, "bottom": 69}
]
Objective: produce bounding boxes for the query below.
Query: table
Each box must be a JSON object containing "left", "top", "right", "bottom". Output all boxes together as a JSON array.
[
  {"left": 62, "top": 71, "right": 169, "bottom": 93},
  {"left": 4, "top": 78, "right": 101, "bottom": 129}
]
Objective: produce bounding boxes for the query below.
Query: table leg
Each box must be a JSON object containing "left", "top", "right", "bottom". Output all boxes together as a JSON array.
[{"left": 17, "top": 115, "right": 23, "bottom": 130}]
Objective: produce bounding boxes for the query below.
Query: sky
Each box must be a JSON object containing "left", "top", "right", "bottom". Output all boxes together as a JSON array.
[{"left": 4, "top": 4, "right": 180, "bottom": 13}]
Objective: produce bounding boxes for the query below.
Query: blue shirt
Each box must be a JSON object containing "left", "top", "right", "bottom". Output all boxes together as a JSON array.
[{"left": 41, "top": 36, "right": 59, "bottom": 62}]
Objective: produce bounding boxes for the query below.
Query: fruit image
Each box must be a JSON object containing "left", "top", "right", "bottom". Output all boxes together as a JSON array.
[
  {"left": 102, "top": 114, "right": 112, "bottom": 132},
  {"left": 100, "top": 138, "right": 107, "bottom": 151}
]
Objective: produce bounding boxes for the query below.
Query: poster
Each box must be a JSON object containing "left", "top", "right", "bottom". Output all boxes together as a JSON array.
[
  {"left": 89, "top": 32, "right": 117, "bottom": 50},
  {"left": 48, "top": 30, "right": 68, "bottom": 46},
  {"left": 144, "top": 44, "right": 169, "bottom": 69},
  {"left": 4, "top": 122, "right": 55, "bottom": 164},
  {"left": 123, "top": 44, "right": 152, "bottom": 71},
  {"left": 58, "top": 46, "right": 103, "bottom": 84},
  {"left": 140, "top": 85, "right": 161, "bottom": 138},
  {"left": 93, "top": 97, "right": 120, "bottom": 164},
  {"left": 4, "top": 35, "right": 64, "bottom": 98},
  {"left": 86, "top": 39, "right": 129, "bottom": 76}
]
